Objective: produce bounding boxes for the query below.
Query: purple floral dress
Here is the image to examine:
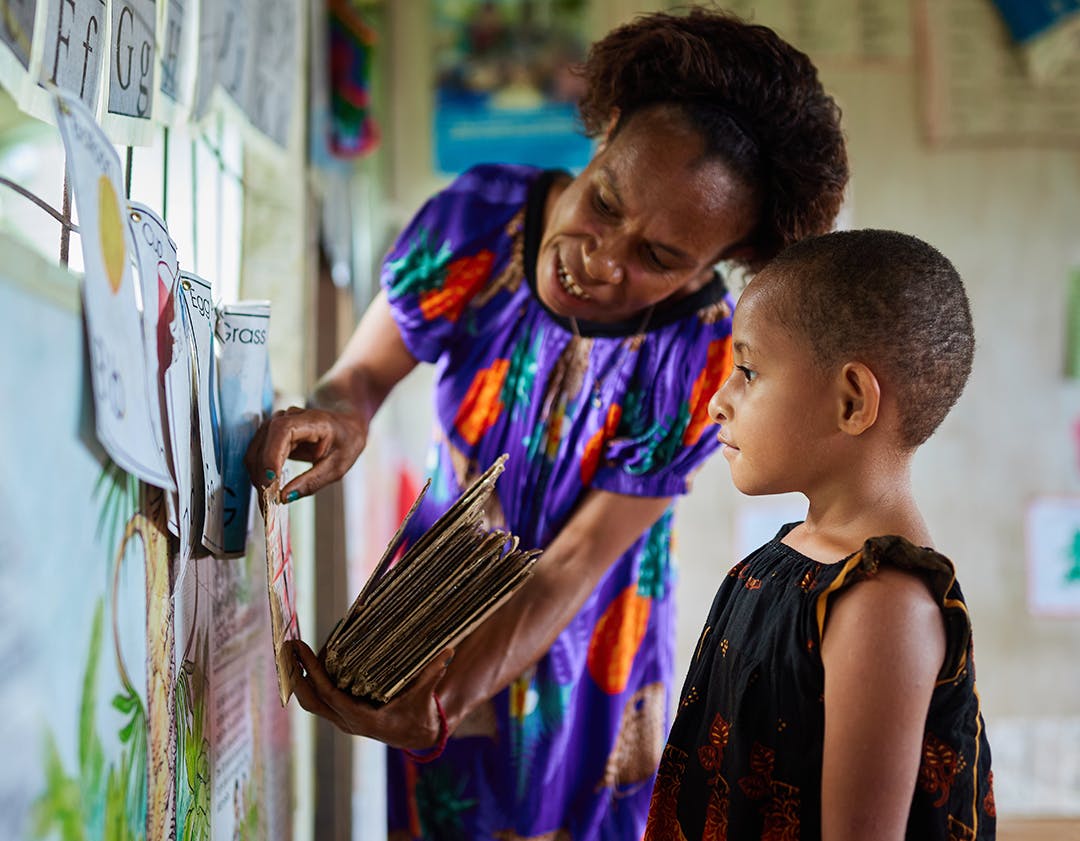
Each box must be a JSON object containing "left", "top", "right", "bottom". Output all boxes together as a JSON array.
[{"left": 381, "top": 164, "right": 734, "bottom": 841}]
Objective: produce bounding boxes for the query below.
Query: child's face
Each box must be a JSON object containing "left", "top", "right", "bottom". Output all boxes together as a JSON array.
[{"left": 707, "top": 279, "right": 840, "bottom": 496}]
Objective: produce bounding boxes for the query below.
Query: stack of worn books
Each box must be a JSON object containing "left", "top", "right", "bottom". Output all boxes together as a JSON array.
[{"left": 323, "top": 455, "right": 540, "bottom": 702}]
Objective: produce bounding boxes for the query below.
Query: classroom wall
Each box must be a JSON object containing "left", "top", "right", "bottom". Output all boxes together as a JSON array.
[{"left": 371, "top": 0, "right": 1080, "bottom": 822}]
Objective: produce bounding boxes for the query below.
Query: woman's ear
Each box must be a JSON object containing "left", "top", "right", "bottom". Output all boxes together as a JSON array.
[{"left": 836, "top": 361, "right": 880, "bottom": 436}]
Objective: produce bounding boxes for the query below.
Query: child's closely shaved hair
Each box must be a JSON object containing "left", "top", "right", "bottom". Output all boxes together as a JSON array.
[{"left": 766, "top": 229, "right": 974, "bottom": 447}]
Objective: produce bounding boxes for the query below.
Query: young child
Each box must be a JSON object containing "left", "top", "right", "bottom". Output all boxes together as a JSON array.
[{"left": 644, "top": 229, "right": 994, "bottom": 840}]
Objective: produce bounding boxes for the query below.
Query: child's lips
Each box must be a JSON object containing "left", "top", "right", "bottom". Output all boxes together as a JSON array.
[{"left": 718, "top": 432, "right": 738, "bottom": 450}]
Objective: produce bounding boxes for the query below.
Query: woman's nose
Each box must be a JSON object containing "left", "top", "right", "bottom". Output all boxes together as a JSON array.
[{"left": 582, "top": 240, "right": 624, "bottom": 285}]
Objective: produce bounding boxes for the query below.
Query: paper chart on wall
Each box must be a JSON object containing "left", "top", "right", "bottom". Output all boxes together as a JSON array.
[
  {"left": 244, "top": 0, "right": 298, "bottom": 148},
  {"left": 1025, "top": 496, "right": 1080, "bottom": 617},
  {"left": 127, "top": 201, "right": 178, "bottom": 494},
  {"left": 720, "top": 0, "right": 912, "bottom": 64},
  {"left": 216, "top": 300, "right": 271, "bottom": 556},
  {"left": 101, "top": 0, "right": 157, "bottom": 145},
  {"left": 0, "top": 0, "right": 37, "bottom": 105},
  {"left": 52, "top": 87, "right": 175, "bottom": 489},
  {"left": 156, "top": 0, "right": 196, "bottom": 123},
  {"left": 259, "top": 483, "right": 300, "bottom": 706},
  {"left": 918, "top": 0, "right": 1080, "bottom": 145},
  {"left": 21, "top": 1, "right": 108, "bottom": 126},
  {"left": 164, "top": 278, "right": 199, "bottom": 569},
  {"left": 180, "top": 270, "right": 225, "bottom": 555}
]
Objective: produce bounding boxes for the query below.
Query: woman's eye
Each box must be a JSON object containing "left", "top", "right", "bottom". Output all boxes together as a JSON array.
[
  {"left": 645, "top": 246, "right": 670, "bottom": 272},
  {"left": 735, "top": 364, "right": 756, "bottom": 383},
  {"left": 593, "top": 192, "right": 614, "bottom": 217}
]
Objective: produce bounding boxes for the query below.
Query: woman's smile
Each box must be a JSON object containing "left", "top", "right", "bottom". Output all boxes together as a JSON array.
[{"left": 557, "top": 253, "right": 591, "bottom": 301}]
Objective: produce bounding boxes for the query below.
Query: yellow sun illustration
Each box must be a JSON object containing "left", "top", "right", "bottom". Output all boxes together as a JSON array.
[{"left": 97, "top": 175, "right": 126, "bottom": 294}]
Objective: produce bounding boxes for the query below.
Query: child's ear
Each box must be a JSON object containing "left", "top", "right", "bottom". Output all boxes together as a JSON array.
[{"left": 835, "top": 361, "right": 880, "bottom": 436}]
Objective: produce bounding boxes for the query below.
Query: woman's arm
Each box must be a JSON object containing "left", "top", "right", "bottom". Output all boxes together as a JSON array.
[
  {"left": 245, "top": 290, "right": 418, "bottom": 500},
  {"left": 438, "top": 489, "right": 673, "bottom": 730},
  {"left": 819, "top": 567, "right": 946, "bottom": 841},
  {"left": 290, "top": 488, "right": 674, "bottom": 743}
]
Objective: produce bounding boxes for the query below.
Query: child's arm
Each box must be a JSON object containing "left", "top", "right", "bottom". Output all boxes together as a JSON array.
[{"left": 819, "top": 566, "right": 946, "bottom": 841}]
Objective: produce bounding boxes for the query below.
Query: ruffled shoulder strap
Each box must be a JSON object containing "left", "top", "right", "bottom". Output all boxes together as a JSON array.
[{"left": 814, "top": 535, "right": 973, "bottom": 685}]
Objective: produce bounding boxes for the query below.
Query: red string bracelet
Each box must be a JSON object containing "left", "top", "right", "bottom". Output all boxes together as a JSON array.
[{"left": 403, "top": 692, "right": 448, "bottom": 764}]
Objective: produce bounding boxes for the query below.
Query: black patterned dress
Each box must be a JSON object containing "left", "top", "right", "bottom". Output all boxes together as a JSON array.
[{"left": 644, "top": 528, "right": 995, "bottom": 841}]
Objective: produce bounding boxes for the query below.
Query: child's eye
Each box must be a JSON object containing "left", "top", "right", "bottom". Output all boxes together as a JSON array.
[{"left": 735, "top": 364, "right": 757, "bottom": 383}]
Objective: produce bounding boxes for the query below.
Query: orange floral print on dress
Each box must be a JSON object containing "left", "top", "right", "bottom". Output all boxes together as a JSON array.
[
  {"left": 419, "top": 250, "right": 495, "bottom": 322},
  {"left": 698, "top": 712, "right": 732, "bottom": 774},
  {"left": 919, "top": 732, "right": 964, "bottom": 808},
  {"left": 983, "top": 771, "right": 996, "bottom": 817},
  {"left": 580, "top": 403, "right": 622, "bottom": 485},
  {"left": 683, "top": 336, "right": 733, "bottom": 446},
  {"left": 587, "top": 584, "right": 652, "bottom": 695},
  {"left": 703, "top": 781, "right": 731, "bottom": 841},
  {"left": 643, "top": 746, "right": 690, "bottom": 841},
  {"left": 738, "top": 742, "right": 777, "bottom": 800},
  {"left": 761, "top": 786, "right": 801, "bottom": 841},
  {"left": 454, "top": 359, "right": 510, "bottom": 445}
]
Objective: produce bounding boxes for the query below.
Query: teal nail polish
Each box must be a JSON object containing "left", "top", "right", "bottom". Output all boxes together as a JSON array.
[
  {"left": 266, "top": 469, "right": 276, "bottom": 481},
  {"left": 286, "top": 490, "right": 299, "bottom": 502}
]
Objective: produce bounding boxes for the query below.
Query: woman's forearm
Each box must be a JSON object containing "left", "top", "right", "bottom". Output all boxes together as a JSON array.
[{"left": 436, "top": 491, "right": 673, "bottom": 732}]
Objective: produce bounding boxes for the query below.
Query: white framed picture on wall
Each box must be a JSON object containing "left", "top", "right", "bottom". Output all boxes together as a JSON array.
[{"left": 1025, "top": 496, "right": 1080, "bottom": 617}]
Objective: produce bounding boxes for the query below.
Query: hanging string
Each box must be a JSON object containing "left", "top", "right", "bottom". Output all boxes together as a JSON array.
[
  {"left": 60, "top": 166, "right": 72, "bottom": 267},
  {"left": 0, "top": 175, "right": 76, "bottom": 231},
  {"left": 125, "top": 146, "right": 134, "bottom": 200},
  {"left": 162, "top": 126, "right": 170, "bottom": 223},
  {"left": 191, "top": 138, "right": 199, "bottom": 272}
]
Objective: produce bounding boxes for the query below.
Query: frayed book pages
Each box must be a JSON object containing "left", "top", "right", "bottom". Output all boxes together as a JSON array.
[{"left": 323, "top": 454, "right": 540, "bottom": 703}]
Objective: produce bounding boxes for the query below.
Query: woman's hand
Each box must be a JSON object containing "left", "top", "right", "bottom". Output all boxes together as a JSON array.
[
  {"left": 289, "top": 640, "right": 454, "bottom": 750},
  {"left": 245, "top": 403, "right": 367, "bottom": 502},
  {"left": 245, "top": 291, "right": 421, "bottom": 502}
]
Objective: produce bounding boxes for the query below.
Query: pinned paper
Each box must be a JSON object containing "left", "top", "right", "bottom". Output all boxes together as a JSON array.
[
  {"left": 106, "top": 0, "right": 156, "bottom": 119},
  {"left": 159, "top": 0, "right": 196, "bottom": 116},
  {"left": 165, "top": 278, "right": 200, "bottom": 570},
  {"left": 216, "top": 301, "right": 271, "bottom": 556},
  {"left": 0, "top": 0, "right": 35, "bottom": 70},
  {"left": 41, "top": 1, "right": 107, "bottom": 111},
  {"left": 126, "top": 201, "right": 178, "bottom": 493},
  {"left": 259, "top": 482, "right": 300, "bottom": 705},
  {"left": 180, "top": 270, "right": 224, "bottom": 555},
  {"left": 1026, "top": 497, "right": 1080, "bottom": 617},
  {"left": 52, "top": 87, "right": 173, "bottom": 488}
]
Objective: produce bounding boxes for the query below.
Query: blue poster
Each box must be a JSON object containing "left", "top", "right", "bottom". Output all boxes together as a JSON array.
[
  {"left": 990, "top": 0, "right": 1080, "bottom": 44},
  {"left": 432, "top": 0, "right": 593, "bottom": 175}
]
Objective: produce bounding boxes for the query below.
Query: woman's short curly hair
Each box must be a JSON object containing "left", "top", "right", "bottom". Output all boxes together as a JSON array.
[{"left": 576, "top": 6, "right": 849, "bottom": 269}]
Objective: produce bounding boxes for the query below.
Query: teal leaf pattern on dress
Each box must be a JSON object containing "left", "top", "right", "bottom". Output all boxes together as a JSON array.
[
  {"left": 386, "top": 228, "right": 454, "bottom": 298},
  {"left": 627, "top": 401, "right": 692, "bottom": 475},
  {"left": 510, "top": 673, "right": 574, "bottom": 801},
  {"left": 637, "top": 510, "right": 674, "bottom": 600},
  {"left": 502, "top": 329, "right": 541, "bottom": 419},
  {"left": 415, "top": 765, "right": 478, "bottom": 841}
]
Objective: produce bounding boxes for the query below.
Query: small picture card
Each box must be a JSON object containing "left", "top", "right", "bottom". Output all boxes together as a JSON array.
[
  {"left": 1026, "top": 496, "right": 1080, "bottom": 617},
  {"left": 179, "top": 270, "right": 224, "bottom": 555},
  {"left": 260, "top": 482, "right": 300, "bottom": 706},
  {"left": 52, "top": 87, "right": 173, "bottom": 489}
]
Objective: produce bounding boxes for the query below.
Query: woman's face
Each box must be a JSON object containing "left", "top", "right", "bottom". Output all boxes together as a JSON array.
[{"left": 537, "top": 107, "right": 760, "bottom": 324}]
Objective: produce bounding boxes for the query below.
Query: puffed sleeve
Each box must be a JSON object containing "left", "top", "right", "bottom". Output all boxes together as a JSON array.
[
  {"left": 381, "top": 164, "right": 535, "bottom": 363},
  {"left": 813, "top": 535, "right": 973, "bottom": 683},
  {"left": 592, "top": 298, "right": 734, "bottom": 498}
]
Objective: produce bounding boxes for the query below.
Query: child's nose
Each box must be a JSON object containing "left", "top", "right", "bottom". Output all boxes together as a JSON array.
[{"left": 708, "top": 387, "right": 728, "bottom": 424}]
